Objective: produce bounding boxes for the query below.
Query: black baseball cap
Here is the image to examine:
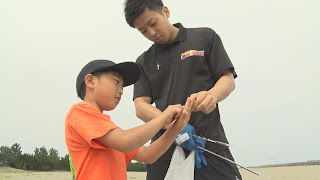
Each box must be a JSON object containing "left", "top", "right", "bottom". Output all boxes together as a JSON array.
[{"left": 76, "top": 59, "right": 140, "bottom": 97}]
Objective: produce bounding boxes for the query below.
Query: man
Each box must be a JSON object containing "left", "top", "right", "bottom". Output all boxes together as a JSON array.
[{"left": 124, "top": 0, "right": 242, "bottom": 179}]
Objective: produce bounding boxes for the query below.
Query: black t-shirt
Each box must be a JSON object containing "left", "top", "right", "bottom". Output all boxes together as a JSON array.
[{"left": 134, "top": 23, "right": 237, "bottom": 159}]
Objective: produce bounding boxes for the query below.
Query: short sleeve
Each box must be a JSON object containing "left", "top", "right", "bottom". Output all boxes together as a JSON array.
[
  {"left": 133, "top": 54, "right": 153, "bottom": 102},
  {"left": 68, "top": 103, "right": 119, "bottom": 149},
  {"left": 207, "top": 30, "right": 237, "bottom": 81},
  {"left": 125, "top": 148, "right": 140, "bottom": 166}
]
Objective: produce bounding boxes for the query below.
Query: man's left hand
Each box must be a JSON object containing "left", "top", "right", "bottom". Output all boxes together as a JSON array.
[{"left": 190, "top": 91, "right": 217, "bottom": 114}]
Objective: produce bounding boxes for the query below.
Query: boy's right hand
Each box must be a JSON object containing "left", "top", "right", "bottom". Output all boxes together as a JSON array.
[{"left": 162, "top": 104, "right": 183, "bottom": 124}]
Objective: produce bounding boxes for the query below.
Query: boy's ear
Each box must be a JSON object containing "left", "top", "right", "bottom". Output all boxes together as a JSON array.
[
  {"left": 162, "top": 6, "right": 170, "bottom": 18},
  {"left": 84, "top": 74, "right": 96, "bottom": 89}
]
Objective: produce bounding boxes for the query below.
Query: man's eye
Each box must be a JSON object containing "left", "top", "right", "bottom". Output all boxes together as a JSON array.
[
  {"left": 114, "top": 79, "right": 119, "bottom": 83},
  {"left": 142, "top": 30, "right": 147, "bottom": 34},
  {"left": 151, "top": 21, "right": 156, "bottom": 26}
]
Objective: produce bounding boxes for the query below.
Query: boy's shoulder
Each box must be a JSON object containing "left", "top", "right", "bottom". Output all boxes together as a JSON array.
[{"left": 66, "top": 102, "right": 102, "bottom": 119}]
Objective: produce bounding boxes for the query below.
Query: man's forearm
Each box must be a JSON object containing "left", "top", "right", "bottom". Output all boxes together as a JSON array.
[
  {"left": 135, "top": 100, "right": 162, "bottom": 122},
  {"left": 208, "top": 71, "right": 235, "bottom": 103},
  {"left": 135, "top": 98, "right": 173, "bottom": 129}
]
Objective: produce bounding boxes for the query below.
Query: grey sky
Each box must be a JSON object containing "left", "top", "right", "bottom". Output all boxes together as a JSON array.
[{"left": 0, "top": 0, "right": 319, "bottom": 166}]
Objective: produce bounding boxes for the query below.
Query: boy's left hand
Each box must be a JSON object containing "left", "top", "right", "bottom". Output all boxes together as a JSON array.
[
  {"left": 171, "top": 97, "right": 194, "bottom": 133},
  {"left": 190, "top": 91, "right": 217, "bottom": 114}
]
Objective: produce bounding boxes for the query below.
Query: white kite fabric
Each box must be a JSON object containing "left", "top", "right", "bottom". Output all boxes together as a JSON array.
[{"left": 164, "top": 146, "right": 195, "bottom": 180}]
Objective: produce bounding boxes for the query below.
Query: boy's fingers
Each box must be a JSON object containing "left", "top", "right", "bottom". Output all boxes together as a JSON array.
[
  {"left": 177, "top": 110, "right": 188, "bottom": 121},
  {"left": 173, "top": 105, "right": 183, "bottom": 119},
  {"left": 184, "top": 97, "right": 192, "bottom": 112}
]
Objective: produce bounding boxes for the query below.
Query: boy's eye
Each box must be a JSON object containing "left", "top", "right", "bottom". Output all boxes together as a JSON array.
[
  {"left": 151, "top": 21, "right": 156, "bottom": 26},
  {"left": 114, "top": 79, "right": 119, "bottom": 84},
  {"left": 142, "top": 30, "right": 147, "bottom": 34}
]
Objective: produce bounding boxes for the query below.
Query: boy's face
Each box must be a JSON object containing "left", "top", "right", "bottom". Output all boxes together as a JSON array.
[
  {"left": 133, "top": 6, "right": 175, "bottom": 44},
  {"left": 92, "top": 72, "right": 123, "bottom": 111}
]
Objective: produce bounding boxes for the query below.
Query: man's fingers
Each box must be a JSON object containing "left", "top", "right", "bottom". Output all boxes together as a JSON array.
[
  {"left": 192, "top": 92, "right": 209, "bottom": 111},
  {"left": 195, "top": 95, "right": 211, "bottom": 111},
  {"left": 203, "top": 103, "right": 216, "bottom": 114}
]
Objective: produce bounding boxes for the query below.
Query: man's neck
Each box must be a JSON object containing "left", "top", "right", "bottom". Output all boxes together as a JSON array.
[{"left": 168, "top": 26, "right": 179, "bottom": 44}]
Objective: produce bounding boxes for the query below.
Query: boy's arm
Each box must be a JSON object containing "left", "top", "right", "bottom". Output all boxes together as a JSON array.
[
  {"left": 132, "top": 98, "right": 194, "bottom": 164},
  {"left": 134, "top": 97, "right": 173, "bottom": 129},
  {"left": 94, "top": 104, "right": 182, "bottom": 153},
  {"left": 190, "top": 69, "right": 235, "bottom": 114}
]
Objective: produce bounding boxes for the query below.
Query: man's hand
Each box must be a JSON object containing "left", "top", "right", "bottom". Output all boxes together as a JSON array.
[{"left": 190, "top": 91, "right": 217, "bottom": 114}]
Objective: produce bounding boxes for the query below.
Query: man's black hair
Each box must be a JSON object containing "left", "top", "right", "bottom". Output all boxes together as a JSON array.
[{"left": 124, "top": 0, "right": 164, "bottom": 28}]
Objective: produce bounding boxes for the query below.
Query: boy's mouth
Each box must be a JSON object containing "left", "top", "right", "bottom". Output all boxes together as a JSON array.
[{"left": 115, "top": 97, "right": 121, "bottom": 102}]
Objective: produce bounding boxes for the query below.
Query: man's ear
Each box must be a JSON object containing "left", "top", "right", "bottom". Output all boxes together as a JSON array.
[
  {"left": 84, "top": 74, "right": 96, "bottom": 89},
  {"left": 162, "top": 6, "right": 170, "bottom": 18}
]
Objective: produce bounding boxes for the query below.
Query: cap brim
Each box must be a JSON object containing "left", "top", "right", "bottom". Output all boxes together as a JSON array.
[{"left": 98, "top": 62, "right": 140, "bottom": 87}]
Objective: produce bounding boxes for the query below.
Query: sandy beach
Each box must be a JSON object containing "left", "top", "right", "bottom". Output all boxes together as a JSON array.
[{"left": 1, "top": 165, "right": 320, "bottom": 180}]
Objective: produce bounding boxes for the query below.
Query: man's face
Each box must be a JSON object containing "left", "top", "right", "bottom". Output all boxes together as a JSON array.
[{"left": 133, "top": 7, "right": 174, "bottom": 44}]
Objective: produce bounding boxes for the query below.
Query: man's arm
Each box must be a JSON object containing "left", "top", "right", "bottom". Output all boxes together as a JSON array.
[
  {"left": 191, "top": 69, "right": 235, "bottom": 114},
  {"left": 134, "top": 96, "right": 161, "bottom": 122}
]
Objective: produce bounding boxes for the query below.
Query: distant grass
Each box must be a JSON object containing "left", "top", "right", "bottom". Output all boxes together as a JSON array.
[
  {"left": 0, "top": 166, "right": 32, "bottom": 173},
  {"left": 0, "top": 167, "right": 72, "bottom": 180}
]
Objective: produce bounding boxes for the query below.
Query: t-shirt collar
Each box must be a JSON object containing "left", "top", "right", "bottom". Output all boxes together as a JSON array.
[{"left": 155, "top": 23, "right": 187, "bottom": 51}]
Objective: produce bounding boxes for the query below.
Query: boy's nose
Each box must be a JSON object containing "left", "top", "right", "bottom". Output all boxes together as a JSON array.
[{"left": 119, "top": 88, "right": 123, "bottom": 95}]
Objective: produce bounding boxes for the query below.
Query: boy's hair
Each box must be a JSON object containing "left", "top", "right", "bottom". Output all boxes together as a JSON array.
[
  {"left": 124, "top": 0, "right": 164, "bottom": 28},
  {"left": 78, "top": 70, "right": 121, "bottom": 100}
]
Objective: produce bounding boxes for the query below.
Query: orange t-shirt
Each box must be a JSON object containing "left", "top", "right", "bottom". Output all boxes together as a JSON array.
[{"left": 65, "top": 102, "right": 139, "bottom": 180}]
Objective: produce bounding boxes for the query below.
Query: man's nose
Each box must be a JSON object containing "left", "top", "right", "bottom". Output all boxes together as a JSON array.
[{"left": 149, "top": 28, "right": 157, "bottom": 37}]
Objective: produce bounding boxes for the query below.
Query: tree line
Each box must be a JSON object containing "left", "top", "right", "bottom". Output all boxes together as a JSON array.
[
  {"left": 0, "top": 143, "right": 69, "bottom": 171},
  {"left": 0, "top": 143, "right": 147, "bottom": 172}
]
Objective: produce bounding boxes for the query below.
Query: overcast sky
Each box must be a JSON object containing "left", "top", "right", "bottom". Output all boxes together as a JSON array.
[{"left": 1, "top": 0, "right": 319, "bottom": 167}]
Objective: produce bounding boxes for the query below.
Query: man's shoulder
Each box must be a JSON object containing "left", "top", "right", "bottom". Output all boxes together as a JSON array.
[
  {"left": 187, "top": 26, "right": 216, "bottom": 36},
  {"left": 136, "top": 45, "right": 156, "bottom": 64}
]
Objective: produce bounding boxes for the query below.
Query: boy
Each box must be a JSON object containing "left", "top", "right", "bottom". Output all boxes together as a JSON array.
[
  {"left": 124, "top": 0, "right": 242, "bottom": 179},
  {"left": 65, "top": 59, "right": 194, "bottom": 180}
]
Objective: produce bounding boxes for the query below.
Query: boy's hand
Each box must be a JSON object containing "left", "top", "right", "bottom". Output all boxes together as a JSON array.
[
  {"left": 190, "top": 91, "right": 217, "bottom": 114},
  {"left": 172, "top": 97, "right": 194, "bottom": 132},
  {"left": 162, "top": 104, "right": 183, "bottom": 124}
]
